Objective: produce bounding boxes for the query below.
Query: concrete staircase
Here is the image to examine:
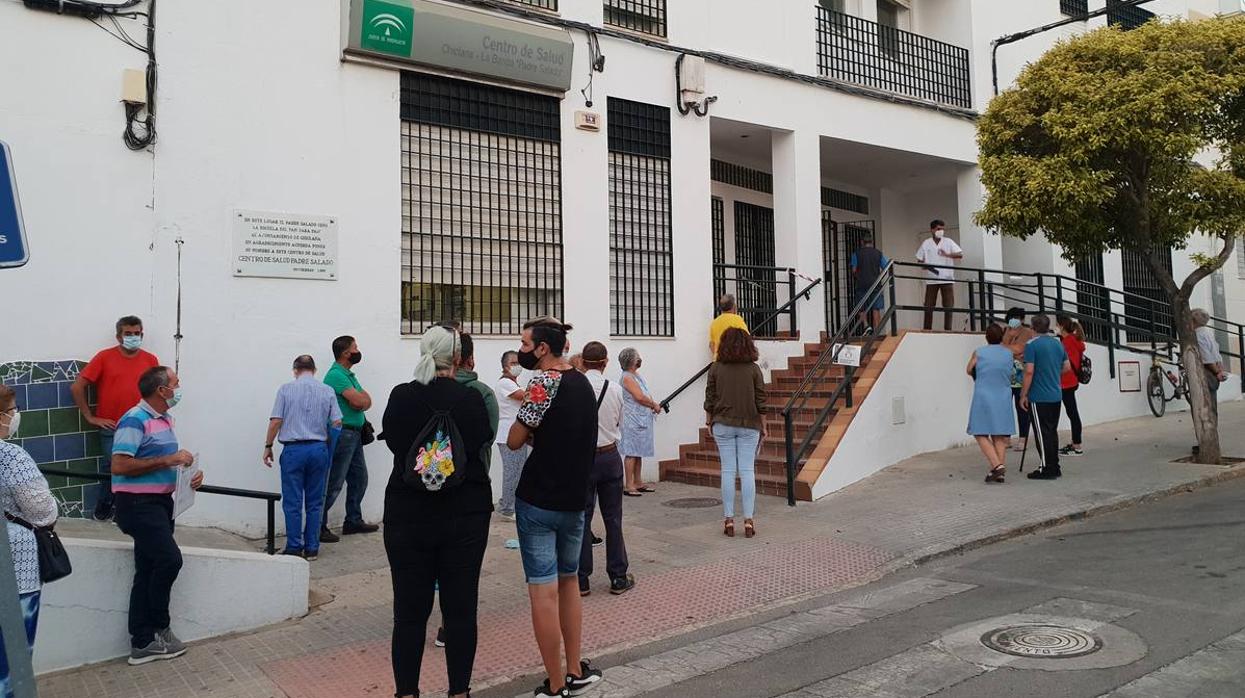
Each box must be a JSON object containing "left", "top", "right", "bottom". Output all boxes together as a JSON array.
[{"left": 659, "top": 333, "right": 901, "bottom": 501}]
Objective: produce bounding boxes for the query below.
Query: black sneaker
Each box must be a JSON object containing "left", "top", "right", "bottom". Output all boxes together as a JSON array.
[
  {"left": 1058, "top": 445, "right": 1084, "bottom": 457},
  {"left": 609, "top": 573, "right": 636, "bottom": 596},
  {"left": 566, "top": 659, "right": 602, "bottom": 695},
  {"left": 435, "top": 626, "right": 446, "bottom": 648},
  {"left": 319, "top": 526, "right": 340, "bottom": 543},
  {"left": 128, "top": 637, "right": 187, "bottom": 665},
  {"left": 578, "top": 578, "right": 590, "bottom": 597},
  {"left": 533, "top": 679, "right": 571, "bottom": 697},
  {"left": 93, "top": 498, "right": 114, "bottom": 522},
  {"left": 1027, "top": 469, "right": 1061, "bottom": 480},
  {"left": 591, "top": 534, "right": 603, "bottom": 547}
]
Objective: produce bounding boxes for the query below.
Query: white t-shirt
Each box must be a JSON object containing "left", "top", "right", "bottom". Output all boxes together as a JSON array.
[
  {"left": 915, "top": 236, "right": 962, "bottom": 284},
  {"left": 585, "top": 370, "right": 624, "bottom": 448},
  {"left": 493, "top": 376, "right": 524, "bottom": 445}
]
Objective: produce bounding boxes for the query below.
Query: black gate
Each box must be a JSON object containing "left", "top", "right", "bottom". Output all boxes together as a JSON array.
[
  {"left": 734, "top": 201, "right": 778, "bottom": 335},
  {"left": 1074, "top": 254, "right": 1111, "bottom": 344},
  {"left": 822, "top": 213, "right": 875, "bottom": 334}
]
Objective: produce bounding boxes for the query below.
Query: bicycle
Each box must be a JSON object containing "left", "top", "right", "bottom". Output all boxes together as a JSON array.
[{"left": 1146, "top": 353, "right": 1189, "bottom": 418}]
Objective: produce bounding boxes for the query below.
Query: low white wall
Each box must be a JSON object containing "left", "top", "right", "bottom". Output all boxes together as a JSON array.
[
  {"left": 811, "top": 332, "right": 1242, "bottom": 498},
  {"left": 35, "top": 539, "right": 309, "bottom": 674}
]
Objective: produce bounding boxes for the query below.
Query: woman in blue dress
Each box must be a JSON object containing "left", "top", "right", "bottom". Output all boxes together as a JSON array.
[
  {"left": 967, "top": 324, "right": 1015, "bottom": 483},
  {"left": 618, "top": 348, "right": 661, "bottom": 496}
]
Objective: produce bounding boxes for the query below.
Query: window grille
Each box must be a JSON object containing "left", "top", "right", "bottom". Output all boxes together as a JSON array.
[
  {"left": 502, "top": 0, "right": 557, "bottom": 9},
  {"left": 1107, "top": 0, "right": 1154, "bottom": 30},
  {"left": 1121, "top": 248, "right": 1173, "bottom": 342},
  {"left": 711, "top": 197, "right": 726, "bottom": 301},
  {"left": 1060, "top": 0, "right": 1089, "bottom": 17},
  {"left": 710, "top": 160, "right": 773, "bottom": 193},
  {"left": 735, "top": 202, "right": 778, "bottom": 336},
  {"left": 1237, "top": 236, "right": 1245, "bottom": 280},
  {"left": 400, "top": 72, "right": 563, "bottom": 336},
  {"left": 609, "top": 98, "right": 673, "bottom": 337},
  {"left": 1074, "top": 254, "right": 1111, "bottom": 344},
  {"left": 604, "top": 0, "right": 667, "bottom": 38},
  {"left": 820, "top": 187, "right": 870, "bottom": 215}
]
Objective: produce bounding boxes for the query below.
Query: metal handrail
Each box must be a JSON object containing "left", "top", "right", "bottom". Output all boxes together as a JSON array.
[
  {"left": 658, "top": 277, "right": 822, "bottom": 412},
  {"left": 780, "top": 262, "right": 896, "bottom": 505},
  {"left": 779, "top": 258, "right": 1245, "bottom": 506},
  {"left": 38, "top": 468, "right": 283, "bottom": 555}
]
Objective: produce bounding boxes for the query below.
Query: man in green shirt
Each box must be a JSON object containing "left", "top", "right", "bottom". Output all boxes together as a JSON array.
[
  {"left": 455, "top": 333, "right": 499, "bottom": 465},
  {"left": 321, "top": 335, "right": 378, "bottom": 541}
]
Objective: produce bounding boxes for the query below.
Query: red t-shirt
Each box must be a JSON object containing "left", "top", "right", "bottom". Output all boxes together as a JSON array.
[
  {"left": 80, "top": 347, "right": 160, "bottom": 422},
  {"left": 1060, "top": 335, "right": 1085, "bottom": 390}
]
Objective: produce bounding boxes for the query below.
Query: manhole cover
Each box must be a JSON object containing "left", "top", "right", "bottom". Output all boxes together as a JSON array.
[
  {"left": 980, "top": 624, "right": 1103, "bottom": 659},
  {"left": 664, "top": 497, "right": 722, "bottom": 509}
]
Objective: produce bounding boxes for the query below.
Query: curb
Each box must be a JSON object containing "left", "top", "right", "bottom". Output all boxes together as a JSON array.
[
  {"left": 905, "top": 463, "right": 1245, "bottom": 568},
  {"left": 476, "top": 464, "right": 1245, "bottom": 697}
]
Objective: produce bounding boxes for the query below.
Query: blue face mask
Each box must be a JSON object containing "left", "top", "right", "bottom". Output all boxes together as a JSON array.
[
  {"left": 166, "top": 387, "right": 183, "bottom": 409},
  {"left": 1007, "top": 319, "right": 1021, "bottom": 329},
  {"left": 121, "top": 335, "right": 143, "bottom": 351}
]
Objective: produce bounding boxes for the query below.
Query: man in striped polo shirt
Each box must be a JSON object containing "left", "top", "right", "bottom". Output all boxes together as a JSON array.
[{"left": 111, "top": 366, "right": 204, "bottom": 665}]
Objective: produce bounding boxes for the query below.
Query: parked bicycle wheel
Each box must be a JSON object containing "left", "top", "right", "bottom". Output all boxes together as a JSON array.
[{"left": 1147, "top": 368, "right": 1167, "bottom": 418}]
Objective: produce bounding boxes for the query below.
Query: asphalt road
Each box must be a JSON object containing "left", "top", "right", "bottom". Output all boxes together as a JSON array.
[{"left": 631, "top": 477, "right": 1245, "bottom": 698}]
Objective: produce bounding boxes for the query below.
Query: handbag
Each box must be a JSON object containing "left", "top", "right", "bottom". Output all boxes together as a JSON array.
[{"left": 5, "top": 513, "right": 72, "bottom": 584}]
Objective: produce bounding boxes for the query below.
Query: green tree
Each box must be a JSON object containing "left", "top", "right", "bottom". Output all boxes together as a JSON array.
[{"left": 975, "top": 17, "right": 1245, "bottom": 464}]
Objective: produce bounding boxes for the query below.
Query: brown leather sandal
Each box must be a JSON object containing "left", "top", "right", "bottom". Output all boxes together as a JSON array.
[
  {"left": 986, "top": 464, "right": 1006, "bottom": 483},
  {"left": 744, "top": 519, "right": 756, "bottom": 538},
  {"left": 724, "top": 518, "right": 735, "bottom": 537}
]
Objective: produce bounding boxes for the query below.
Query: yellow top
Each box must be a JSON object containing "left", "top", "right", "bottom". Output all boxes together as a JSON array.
[{"left": 708, "top": 312, "right": 750, "bottom": 357}]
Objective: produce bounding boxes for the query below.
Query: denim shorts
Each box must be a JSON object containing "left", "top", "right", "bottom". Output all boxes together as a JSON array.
[{"left": 515, "top": 498, "right": 585, "bottom": 585}]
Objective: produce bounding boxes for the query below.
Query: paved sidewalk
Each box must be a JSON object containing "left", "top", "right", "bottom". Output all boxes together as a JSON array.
[{"left": 36, "top": 403, "right": 1245, "bottom": 698}]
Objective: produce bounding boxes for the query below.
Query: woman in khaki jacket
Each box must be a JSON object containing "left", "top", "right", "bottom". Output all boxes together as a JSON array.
[{"left": 704, "top": 328, "right": 767, "bottom": 538}]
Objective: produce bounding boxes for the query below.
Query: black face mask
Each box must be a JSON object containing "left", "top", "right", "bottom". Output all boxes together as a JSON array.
[
  {"left": 348, "top": 351, "right": 363, "bottom": 365},
  {"left": 517, "top": 348, "right": 540, "bottom": 370}
]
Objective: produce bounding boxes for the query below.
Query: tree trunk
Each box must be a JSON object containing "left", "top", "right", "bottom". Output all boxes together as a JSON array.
[{"left": 1173, "top": 296, "right": 1221, "bottom": 464}]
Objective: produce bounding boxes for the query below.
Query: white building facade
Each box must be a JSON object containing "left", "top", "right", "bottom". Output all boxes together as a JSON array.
[{"left": 0, "top": 0, "right": 1238, "bottom": 534}]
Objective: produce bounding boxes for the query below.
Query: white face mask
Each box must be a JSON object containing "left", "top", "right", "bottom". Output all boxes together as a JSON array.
[
  {"left": 507, "top": 364, "right": 523, "bottom": 378},
  {"left": 1, "top": 410, "right": 19, "bottom": 440},
  {"left": 933, "top": 230, "right": 945, "bottom": 240}
]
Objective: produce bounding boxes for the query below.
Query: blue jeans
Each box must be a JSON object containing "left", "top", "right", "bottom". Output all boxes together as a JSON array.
[
  {"left": 280, "top": 441, "right": 331, "bottom": 552},
  {"left": 712, "top": 423, "right": 760, "bottom": 520},
  {"left": 323, "top": 428, "right": 367, "bottom": 527},
  {"left": 515, "top": 498, "right": 584, "bottom": 585},
  {"left": 0, "top": 590, "right": 40, "bottom": 698}
]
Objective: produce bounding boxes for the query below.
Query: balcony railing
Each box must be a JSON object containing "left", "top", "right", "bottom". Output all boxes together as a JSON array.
[{"left": 815, "top": 7, "right": 972, "bottom": 109}]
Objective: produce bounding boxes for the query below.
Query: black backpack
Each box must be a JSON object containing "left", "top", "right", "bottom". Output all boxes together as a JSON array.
[
  {"left": 1078, "top": 353, "right": 1093, "bottom": 385},
  {"left": 403, "top": 409, "right": 468, "bottom": 492}
]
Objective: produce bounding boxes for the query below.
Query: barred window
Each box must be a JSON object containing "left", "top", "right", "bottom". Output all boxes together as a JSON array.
[
  {"left": 1236, "top": 236, "right": 1245, "bottom": 280},
  {"left": 1060, "top": 0, "right": 1088, "bottom": 17},
  {"left": 400, "top": 72, "right": 563, "bottom": 336},
  {"left": 1107, "top": 0, "right": 1154, "bottom": 30},
  {"left": 609, "top": 98, "right": 673, "bottom": 337},
  {"left": 712, "top": 197, "right": 725, "bottom": 300},
  {"left": 604, "top": 0, "right": 667, "bottom": 38}
]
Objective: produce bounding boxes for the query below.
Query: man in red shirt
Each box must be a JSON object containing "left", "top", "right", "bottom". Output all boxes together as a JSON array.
[{"left": 72, "top": 315, "right": 160, "bottom": 521}]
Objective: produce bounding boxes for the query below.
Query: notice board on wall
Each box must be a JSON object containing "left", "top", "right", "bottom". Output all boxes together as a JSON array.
[{"left": 232, "top": 210, "right": 338, "bottom": 281}]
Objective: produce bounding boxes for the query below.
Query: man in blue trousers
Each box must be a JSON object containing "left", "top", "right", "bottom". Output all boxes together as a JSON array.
[{"left": 264, "top": 355, "right": 342, "bottom": 560}]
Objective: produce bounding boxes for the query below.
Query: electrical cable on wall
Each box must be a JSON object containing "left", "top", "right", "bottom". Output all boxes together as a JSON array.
[
  {"left": 579, "top": 30, "right": 605, "bottom": 108},
  {"left": 22, "top": 0, "right": 157, "bottom": 150}
]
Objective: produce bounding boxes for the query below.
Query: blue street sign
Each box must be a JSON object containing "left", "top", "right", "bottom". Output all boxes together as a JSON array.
[{"left": 0, "top": 140, "right": 29, "bottom": 269}]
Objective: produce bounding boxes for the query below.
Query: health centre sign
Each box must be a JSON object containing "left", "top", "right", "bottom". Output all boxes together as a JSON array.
[
  {"left": 0, "top": 141, "right": 29, "bottom": 269},
  {"left": 347, "top": 0, "right": 574, "bottom": 92}
]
